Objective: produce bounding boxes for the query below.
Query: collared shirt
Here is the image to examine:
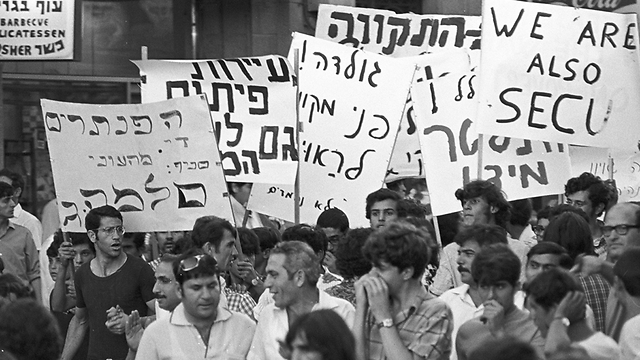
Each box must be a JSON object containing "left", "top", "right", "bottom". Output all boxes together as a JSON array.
[
  {"left": 0, "top": 222, "right": 39, "bottom": 284},
  {"left": 136, "top": 303, "right": 256, "bottom": 360},
  {"left": 11, "top": 203, "right": 43, "bottom": 250},
  {"left": 580, "top": 274, "right": 610, "bottom": 332},
  {"left": 439, "top": 284, "right": 483, "bottom": 360},
  {"left": 430, "top": 235, "right": 528, "bottom": 296},
  {"left": 366, "top": 290, "right": 452, "bottom": 360},
  {"left": 248, "top": 289, "right": 355, "bottom": 360},
  {"left": 456, "top": 307, "right": 545, "bottom": 360}
]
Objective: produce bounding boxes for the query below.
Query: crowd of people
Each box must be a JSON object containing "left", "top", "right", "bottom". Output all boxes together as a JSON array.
[{"left": 0, "top": 169, "right": 639, "bottom": 360}]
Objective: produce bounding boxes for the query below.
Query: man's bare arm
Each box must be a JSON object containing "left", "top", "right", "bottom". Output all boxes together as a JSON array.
[{"left": 60, "top": 307, "right": 88, "bottom": 360}]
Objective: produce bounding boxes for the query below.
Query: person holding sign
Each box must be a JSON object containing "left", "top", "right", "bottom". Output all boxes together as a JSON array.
[
  {"left": 354, "top": 222, "right": 452, "bottom": 360},
  {"left": 60, "top": 205, "right": 156, "bottom": 360}
]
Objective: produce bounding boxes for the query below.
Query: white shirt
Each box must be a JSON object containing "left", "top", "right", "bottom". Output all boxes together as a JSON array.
[
  {"left": 620, "top": 314, "right": 640, "bottom": 360},
  {"left": 11, "top": 203, "right": 43, "bottom": 249},
  {"left": 577, "top": 331, "right": 620, "bottom": 360},
  {"left": 518, "top": 224, "right": 538, "bottom": 249},
  {"left": 136, "top": 303, "right": 255, "bottom": 360},
  {"left": 40, "top": 234, "right": 55, "bottom": 308},
  {"left": 439, "top": 284, "right": 484, "bottom": 360},
  {"left": 248, "top": 289, "right": 355, "bottom": 360}
]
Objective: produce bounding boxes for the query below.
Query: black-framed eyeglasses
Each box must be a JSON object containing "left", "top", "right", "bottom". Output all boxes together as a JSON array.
[
  {"left": 602, "top": 224, "right": 640, "bottom": 236},
  {"left": 532, "top": 225, "right": 545, "bottom": 235},
  {"left": 93, "top": 226, "right": 125, "bottom": 236}
]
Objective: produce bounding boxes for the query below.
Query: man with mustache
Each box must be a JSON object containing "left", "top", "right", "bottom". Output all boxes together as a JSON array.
[{"left": 438, "top": 224, "right": 509, "bottom": 360}]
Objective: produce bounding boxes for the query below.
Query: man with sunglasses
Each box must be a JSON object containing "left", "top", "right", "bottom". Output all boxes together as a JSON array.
[
  {"left": 0, "top": 181, "right": 40, "bottom": 304},
  {"left": 136, "top": 252, "right": 255, "bottom": 359},
  {"left": 60, "top": 205, "right": 156, "bottom": 360}
]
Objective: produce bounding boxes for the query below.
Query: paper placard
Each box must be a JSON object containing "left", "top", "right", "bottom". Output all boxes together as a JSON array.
[
  {"left": 41, "top": 95, "right": 233, "bottom": 232},
  {"left": 134, "top": 56, "right": 298, "bottom": 184}
]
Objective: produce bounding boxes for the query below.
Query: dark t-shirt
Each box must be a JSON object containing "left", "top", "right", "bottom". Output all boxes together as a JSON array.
[{"left": 75, "top": 254, "right": 155, "bottom": 360}]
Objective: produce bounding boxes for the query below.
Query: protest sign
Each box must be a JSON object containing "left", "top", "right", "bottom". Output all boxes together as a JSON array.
[
  {"left": 413, "top": 69, "right": 571, "bottom": 215},
  {"left": 249, "top": 33, "right": 416, "bottom": 227},
  {"left": 517, "top": 0, "right": 640, "bottom": 20},
  {"left": 315, "top": 4, "right": 482, "bottom": 56},
  {"left": 386, "top": 50, "right": 472, "bottom": 182},
  {"left": 41, "top": 95, "right": 233, "bottom": 233},
  {"left": 477, "top": 0, "right": 640, "bottom": 151},
  {"left": 0, "top": 0, "right": 80, "bottom": 60},
  {"left": 134, "top": 56, "right": 298, "bottom": 184},
  {"left": 570, "top": 145, "right": 640, "bottom": 202}
]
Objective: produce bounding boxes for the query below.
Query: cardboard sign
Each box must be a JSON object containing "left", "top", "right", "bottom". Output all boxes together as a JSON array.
[
  {"left": 249, "top": 34, "right": 416, "bottom": 227},
  {"left": 477, "top": 0, "right": 640, "bottom": 151},
  {"left": 315, "top": 4, "right": 482, "bottom": 56},
  {"left": 134, "top": 56, "right": 298, "bottom": 184},
  {"left": 41, "top": 95, "right": 233, "bottom": 232},
  {"left": 570, "top": 145, "right": 640, "bottom": 201},
  {"left": 413, "top": 70, "right": 571, "bottom": 215}
]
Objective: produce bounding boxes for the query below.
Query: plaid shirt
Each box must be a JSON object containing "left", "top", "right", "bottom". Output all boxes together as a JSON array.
[
  {"left": 224, "top": 287, "right": 257, "bottom": 321},
  {"left": 365, "top": 291, "right": 453, "bottom": 360},
  {"left": 580, "top": 274, "right": 610, "bottom": 332}
]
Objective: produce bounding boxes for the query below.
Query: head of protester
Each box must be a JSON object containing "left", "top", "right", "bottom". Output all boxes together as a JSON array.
[
  {"left": 468, "top": 337, "right": 538, "bottom": 360},
  {"left": 85, "top": 204, "right": 125, "bottom": 261},
  {"left": 604, "top": 202, "right": 640, "bottom": 263},
  {"left": 564, "top": 172, "right": 610, "bottom": 226},
  {"left": 153, "top": 253, "right": 181, "bottom": 312},
  {"left": 253, "top": 226, "right": 281, "bottom": 276},
  {"left": 542, "top": 211, "right": 595, "bottom": 262},
  {"left": 533, "top": 206, "right": 552, "bottom": 242},
  {"left": 455, "top": 180, "right": 511, "bottom": 228},
  {"left": 524, "top": 241, "right": 572, "bottom": 284},
  {"left": 0, "top": 299, "right": 62, "bottom": 360},
  {"left": 173, "top": 251, "right": 222, "bottom": 320},
  {"left": 612, "top": 247, "right": 640, "bottom": 316},
  {"left": 316, "top": 207, "right": 350, "bottom": 246},
  {"left": 283, "top": 309, "right": 355, "bottom": 360},
  {"left": 526, "top": 267, "right": 620, "bottom": 359},
  {"left": 121, "top": 232, "right": 146, "bottom": 259},
  {"left": 191, "top": 215, "right": 237, "bottom": 271},
  {"left": 155, "top": 230, "right": 185, "bottom": 256},
  {"left": 0, "top": 273, "right": 33, "bottom": 309},
  {"left": 365, "top": 188, "right": 401, "bottom": 229},
  {"left": 455, "top": 224, "right": 509, "bottom": 286}
]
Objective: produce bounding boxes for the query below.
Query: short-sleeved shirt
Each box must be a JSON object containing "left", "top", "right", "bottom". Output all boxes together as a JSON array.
[
  {"left": 366, "top": 291, "right": 453, "bottom": 360},
  {"left": 224, "top": 286, "right": 257, "bottom": 320},
  {"left": 75, "top": 254, "right": 155, "bottom": 360},
  {"left": 456, "top": 307, "right": 545, "bottom": 360},
  {"left": 576, "top": 331, "right": 621, "bottom": 360},
  {"left": 136, "top": 303, "right": 256, "bottom": 360},
  {"left": 0, "top": 222, "right": 39, "bottom": 284},
  {"left": 620, "top": 314, "right": 640, "bottom": 360}
]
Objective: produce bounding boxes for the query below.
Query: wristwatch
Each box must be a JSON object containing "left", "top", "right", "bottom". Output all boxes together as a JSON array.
[
  {"left": 251, "top": 278, "right": 260, "bottom": 286},
  {"left": 377, "top": 318, "right": 393, "bottom": 328}
]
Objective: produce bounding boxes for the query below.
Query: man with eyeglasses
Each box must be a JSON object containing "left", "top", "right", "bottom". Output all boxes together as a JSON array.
[
  {"left": 136, "top": 252, "right": 255, "bottom": 359},
  {"left": 573, "top": 201, "right": 640, "bottom": 341},
  {"left": 60, "top": 205, "right": 156, "bottom": 360},
  {"left": 0, "top": 181, "right": 40, "bottom": 303}
]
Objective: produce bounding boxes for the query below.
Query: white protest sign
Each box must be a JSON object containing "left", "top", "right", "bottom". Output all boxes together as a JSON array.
[
  {"left": 0, "top": 0, "right": 78, "bottom": 60},
  {"left": 386, "top": 50, "right": 472, "bottom": 182},
  {"left": 570, "top": 145, "right": 640, "bottom": 202},
  {"left": 249, "top": 33, "right": 416, "bottom": 227},
  {"left": 134, "top": 56, "right": 298, "bottom": 184},
  {"left": 413, "top": 70, "right": 571, "bottom": 215},
  {"left": 516, "top": 0, "right": 640, "bottom": 21},
  {"left": 477, "top": 0, "right": 640, "bottom": 151},
  {"left": 315, "top": 4, "right": 482, "bottom": 56},
  {"left": 41, "top": 95, "right": 233, "bottom": 233}
]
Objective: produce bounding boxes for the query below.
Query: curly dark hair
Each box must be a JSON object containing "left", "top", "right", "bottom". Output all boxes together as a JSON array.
[
  {"left": 335, "top": 228, "right": 373, "bottom": 279},
  {"left": 471, "top": 243, "right": 521, "bottom": 287},
  {"left": 455, "top": 180, "right": 511, "bottom": 228},
  {"left": 454, "top": 224, "right": 508, "bottom": 248},
  {"left": 564, "top": 172, "right": 611, "bottom": 217},
  {"left": 365, "top": 188, "right": 401, "bottom": 220},
  {"left": 543, "top": 211, "right": 594, "bottom": 261},
  {"left": 0, "top": 299, "right": 62, "bottom": 360},
  {"left": 525, "top": 268, "right": 582, "bottom": 311},
  {"left": 282, "top": 224, "right": 327, "bottom": 254},
  {"left": 363, "top": 222, "right": 431, "bottom": 279}
]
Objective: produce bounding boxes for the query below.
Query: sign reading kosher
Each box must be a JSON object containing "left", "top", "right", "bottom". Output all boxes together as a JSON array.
[
  {"left": 0, "top": 0, "right": 79, "bottom": 60},
  {"left": 41, "top": 95, "right": 233, "bottom": 233},
  {"left": 476, "top": 0, "right": 640, "bottom": 151}
]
